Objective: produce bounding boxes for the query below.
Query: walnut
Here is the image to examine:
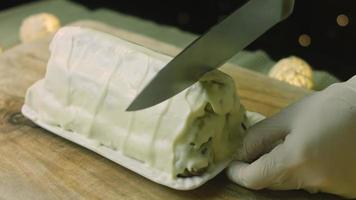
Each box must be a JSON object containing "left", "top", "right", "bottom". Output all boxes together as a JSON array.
[
  {"left": 269, "top": 56, "right": 313, "bottom": 90},
  {"left": 20, "top": 13, "right": 61, "bottom": 43}
]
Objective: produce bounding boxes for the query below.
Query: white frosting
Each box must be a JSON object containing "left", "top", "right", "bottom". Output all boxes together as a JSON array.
[{"left": 23, "top": 27, "right": 254, "bottom": 189}]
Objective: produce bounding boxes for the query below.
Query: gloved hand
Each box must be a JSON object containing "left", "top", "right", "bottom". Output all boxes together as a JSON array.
[{"left": 227, "top": 76, "right": 356, "bottom": 198}]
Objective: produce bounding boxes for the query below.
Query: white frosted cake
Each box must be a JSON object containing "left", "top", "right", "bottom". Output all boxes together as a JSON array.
[{"left": 22, "top": 27, "right": 261, "bottom": 190}]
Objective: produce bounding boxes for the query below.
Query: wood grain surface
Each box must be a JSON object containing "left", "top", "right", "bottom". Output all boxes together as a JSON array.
[{"left": 0, "top": 20, "right": 340, "bottom": 200}]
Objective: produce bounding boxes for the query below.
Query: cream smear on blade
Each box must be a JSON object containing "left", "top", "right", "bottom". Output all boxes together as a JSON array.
[{"left": 22, "top": 27, "right": 263, "bottom": 190}]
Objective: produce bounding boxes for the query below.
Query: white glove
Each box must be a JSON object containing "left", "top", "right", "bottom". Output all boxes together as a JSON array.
[{"left": 228, "top": 76, "right": 356, "bottom": 198}]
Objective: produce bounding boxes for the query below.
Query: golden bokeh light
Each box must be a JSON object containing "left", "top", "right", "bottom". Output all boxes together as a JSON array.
[
  {"left": 298, "top": 34, "right": 311, "bottom": 47},
  {"left": 336, "top": 14, "right": 349, "bottom": 27}
]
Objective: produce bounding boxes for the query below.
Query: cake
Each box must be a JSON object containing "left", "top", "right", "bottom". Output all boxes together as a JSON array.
[{"left": 22, "top": 27, "right": 261, "bottom": 189}]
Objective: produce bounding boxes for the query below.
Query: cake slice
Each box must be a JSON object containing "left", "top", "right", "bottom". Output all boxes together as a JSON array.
[{"left": 22, "top": 27, "right": 261, "bottom": 190}]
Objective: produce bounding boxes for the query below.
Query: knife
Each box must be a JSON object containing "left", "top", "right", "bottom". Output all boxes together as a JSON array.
[{"left": 127, "top": 0, "right": 295, "bottom": 111}]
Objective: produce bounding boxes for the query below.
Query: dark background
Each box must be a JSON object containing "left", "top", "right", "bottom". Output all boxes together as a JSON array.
[{"left": 1, "top": 0, "right": 356, "bottom": 80}]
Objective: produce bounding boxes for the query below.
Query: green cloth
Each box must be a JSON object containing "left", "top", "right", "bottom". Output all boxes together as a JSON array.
[{"left": 0, "top": 0, "right": 339, "bottom": 90}]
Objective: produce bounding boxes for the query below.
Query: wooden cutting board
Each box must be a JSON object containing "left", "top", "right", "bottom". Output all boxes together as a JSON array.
[{"left": 0, "top": 20, "right": 339, "bottom": 200}]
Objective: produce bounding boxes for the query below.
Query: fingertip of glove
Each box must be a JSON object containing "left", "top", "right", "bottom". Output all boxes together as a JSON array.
[{"left": 227, "top": 161, "right": 247, "bottom": 184}]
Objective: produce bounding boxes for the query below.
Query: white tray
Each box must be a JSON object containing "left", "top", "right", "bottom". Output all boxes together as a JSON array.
[{"left": 22, "top": 105, "right": 264, "bottom": 190}]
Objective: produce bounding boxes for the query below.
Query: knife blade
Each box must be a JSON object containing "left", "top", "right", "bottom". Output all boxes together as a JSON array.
[{"left": 127, "top": 0, "right": 295, "bottom": 111}]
